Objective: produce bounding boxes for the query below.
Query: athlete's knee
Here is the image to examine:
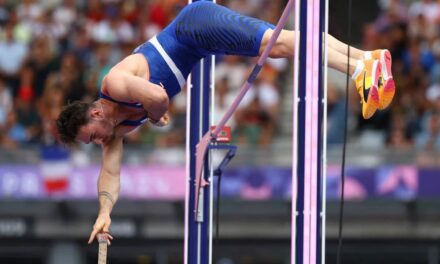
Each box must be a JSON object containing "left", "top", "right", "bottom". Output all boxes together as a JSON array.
[{"left": 260, "top": 29, "right": 295, "bottom": 58}]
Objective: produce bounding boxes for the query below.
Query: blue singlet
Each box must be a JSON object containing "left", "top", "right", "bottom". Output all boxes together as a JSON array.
[
  {"left": 133, "top": 1, "right": 275, "bottom": 98},
  {"left": 103, "top": 1, "right": 275, "bottom": 126}
]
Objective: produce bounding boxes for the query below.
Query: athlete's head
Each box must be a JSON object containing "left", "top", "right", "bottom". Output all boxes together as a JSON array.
[{"left": 56, "top": 101, "right": 115, "bottom": 145}]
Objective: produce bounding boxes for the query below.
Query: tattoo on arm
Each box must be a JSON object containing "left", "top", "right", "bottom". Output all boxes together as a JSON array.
[{"left": 98, "top": 191, "right": 115, "bottom": 205}]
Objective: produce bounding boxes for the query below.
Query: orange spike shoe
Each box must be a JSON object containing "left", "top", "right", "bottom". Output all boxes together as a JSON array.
[
  {"left": 353, "top": 59, "right": 381, "bottom": 119},
  {"left": 365, "top": 49, "right": 395, "bottom": 110}
]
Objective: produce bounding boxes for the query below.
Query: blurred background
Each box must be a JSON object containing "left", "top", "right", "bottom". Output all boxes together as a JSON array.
[{"left": 0, "top": 0, "right": 439, "bottom": 263}]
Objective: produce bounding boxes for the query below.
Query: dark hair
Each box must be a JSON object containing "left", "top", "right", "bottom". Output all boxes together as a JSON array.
[{"left": 56, "top": 101, "right": 93, "bottom": 144}]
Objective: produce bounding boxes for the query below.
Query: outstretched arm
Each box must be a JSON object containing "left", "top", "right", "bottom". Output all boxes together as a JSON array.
[{"left": 88, "top": 137, "right": 123, "bottom": 244}]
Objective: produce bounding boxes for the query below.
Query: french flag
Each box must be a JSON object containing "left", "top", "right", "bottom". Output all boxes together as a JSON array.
[{"left": 40, "top": 147, "right": 70, "bottom": 195}]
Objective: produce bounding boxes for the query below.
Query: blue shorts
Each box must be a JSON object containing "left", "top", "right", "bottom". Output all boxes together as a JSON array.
[{"left": 133, "top": 1, "right": 275, "bottom": 98}]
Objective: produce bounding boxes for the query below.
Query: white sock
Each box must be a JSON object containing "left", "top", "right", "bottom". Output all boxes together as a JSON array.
[
  {"left": 364, "top": 51, "right": 372, "bottom": 60},
  {"left": 351, "top": 60, "right": 364, "bottom": 80}
]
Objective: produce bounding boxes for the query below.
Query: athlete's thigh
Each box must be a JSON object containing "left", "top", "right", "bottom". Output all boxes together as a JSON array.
[{"left": 169, "top": 1, "right": 275, "bottom": 56}]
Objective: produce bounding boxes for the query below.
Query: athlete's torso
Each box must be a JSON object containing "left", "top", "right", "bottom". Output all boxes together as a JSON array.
[
  {"left": 133, "top": 1, "right": 274, "bottom": 99},
  {"left": 100, "top": 1, "right": 274, "bottom": 128}
]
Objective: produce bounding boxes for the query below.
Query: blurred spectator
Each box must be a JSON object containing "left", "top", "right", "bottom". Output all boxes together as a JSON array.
[
  {"left": 39, "top": 78, "right": 64, "bottom": 121},
  {"left": 14, "top": 96, "right": 41, "bottom": 143},
  {"left": 52, "top": 0, "right": 77, "bottom": 31},
  {"left": 415, "top": 112, "right": 440, "bottom": 151},
  {"left": 235, "top": 73, "right": 280, "bottom": 146},
  {"left": 415, "top": 84, "right": 440, "bottom": 151},
  {"left": 0, "top": 0, "right": 290, "bottom": 150},
  {"left": 361, "top": 24, "right": 381, "bottom": 52},
  {"left": 227, "top": 0, "right": 259, "bottom": 16},
  {"left": 86, "top": 42, "right": 116, "bottom": 91},
  {"left": 387, "top": 114, "right": 413, "bottom": 150},
  {"left": 5, "top": 0, "right": 440, "bottom": 162},
  {"left": 91, "top": 3, "right": 135, "bottom": 44},
  {"left": 16, "top": 0, "right": 43, "bottom": 26},
  {"left": 38, "top": 80, "right": 64, "bottom": 145},
  {"left": 0, "top": 0, "right": 9, "bottom": 27},
  {"left": 27, "top": 35, "right": 59, "bottom": 98},
  {"left": 2, "top": 91, "right": 40, "bottom": 148},
  {"left": 17, "top": 63, "right": 35, "bottom": 103},
  {"left": 31, "top": 9, "right": 67, "bottom": 41},
  {"left": 408, "top": 13, "right": 437, "bottom": 41},
  {"left": 327, "top": 83, "right": 347, "bottom": 145},
  {"left": 214, "top": 76, "right": 237, "bottom": 129},
  {"left": 138, "top": 7, "right": 161, "bottom": 41},
  {"left": 408, "top": 0, "right": 439, "bottom": 23},
  {"left": 251, "top": 72, "right": 280, "bottom": 122},
  {"left": 69, "top": 26, "right": 92, "bottom": 67},
  {"left": 2, "top": 111, "right": 27, "bottom": 148},
  {"left": 86, "top": 0, "right": 105, "bottom": 22},
  {"left": 215, "top": 56, "right": 248, "bottom": 90},
  {"left": 165, "top": 86, "right": 186, "bottom": 145},
  {"left": 263, "top": 0, "right": 283, "bottom": 25},
  {"left": 51, "top": 52, "right": 85, "bottom": 102},
  {"left": 369, "top": 3, "right": 408, "bottom": 56},
  {"left": 147, "top": 0, "right": 170, "bottom": 28},
  {"left": 7, "top": 10, "right": 32, "bottom": 44},
  {"left": 120, "top": 0, "right": 140, "bottom": 25},
  {"left": 0, "top": 23, "right": 28, "bottom": 94},
  {"left": 0, "top": 78, "right": 12, "bottom": 129},
  {"left": 375, "top": 0, "right": 408, "bottom": 32}
]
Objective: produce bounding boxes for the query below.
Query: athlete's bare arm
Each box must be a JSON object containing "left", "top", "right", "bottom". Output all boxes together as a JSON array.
[
  {"left": 102, "top": 55, "right": 170, "bottom": 122},
  {"left": 88, "top": 137, "right": 123, "bottom": 244}
]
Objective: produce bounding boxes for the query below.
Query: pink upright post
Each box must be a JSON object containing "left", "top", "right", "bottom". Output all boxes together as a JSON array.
[{"left": 292, "top": 0, "right": 326, "bottom": 263}]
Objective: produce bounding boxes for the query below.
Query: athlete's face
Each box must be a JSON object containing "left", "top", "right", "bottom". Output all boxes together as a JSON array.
[{"left": 76, "top": 108, "right": 115, "bottom": 145}]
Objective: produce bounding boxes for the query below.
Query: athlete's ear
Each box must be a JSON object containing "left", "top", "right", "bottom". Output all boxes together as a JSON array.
[{"left": 90, "top": 107, "right": 104, "bottom": 119}]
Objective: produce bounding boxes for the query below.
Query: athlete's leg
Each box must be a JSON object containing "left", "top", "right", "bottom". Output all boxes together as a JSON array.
[
  {"left": 327, "top": 35, "right": 364, "bottom": 59},
  {"left": 260, "top": 29, "right": 382, "bottom": 119},
  {"left": 327, "top": 48, "right": 359, "bottom": 75},
  {"left": 325, "top": 34, "right": 395, "bottom": 110},
  {"left": 260, "top": 29, "right": 358, "bottom": 75},
  {"left": 324, "top": 34, "right": 395, "bottom": 110}
]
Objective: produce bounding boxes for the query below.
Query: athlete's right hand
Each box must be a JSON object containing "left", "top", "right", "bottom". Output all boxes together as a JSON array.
[
  {"left": 151, "top": 112, "right": 170, "bottom": 127},
  {"left": 88, "top": 213, "right": 113, "bottom": 244}
]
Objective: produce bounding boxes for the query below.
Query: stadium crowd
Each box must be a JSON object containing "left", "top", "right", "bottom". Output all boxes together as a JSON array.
[
  {"left": 0, "top": 0, "right": 287, "bottom": 150},
  {"left": 1, "top": 0, "right": 440, "bottom": 156},
  {"left": 326, "top": 0, "right": 440, "bottom": 160}
]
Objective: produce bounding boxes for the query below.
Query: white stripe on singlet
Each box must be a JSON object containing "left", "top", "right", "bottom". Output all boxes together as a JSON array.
[{"left": 149, "top": 36, "right": 186, "bottom": 88}]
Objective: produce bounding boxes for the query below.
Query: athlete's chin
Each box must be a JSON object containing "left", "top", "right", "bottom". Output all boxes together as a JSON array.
[{"left": 103, "top": 134, "right": 115, "bottom": 144}]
